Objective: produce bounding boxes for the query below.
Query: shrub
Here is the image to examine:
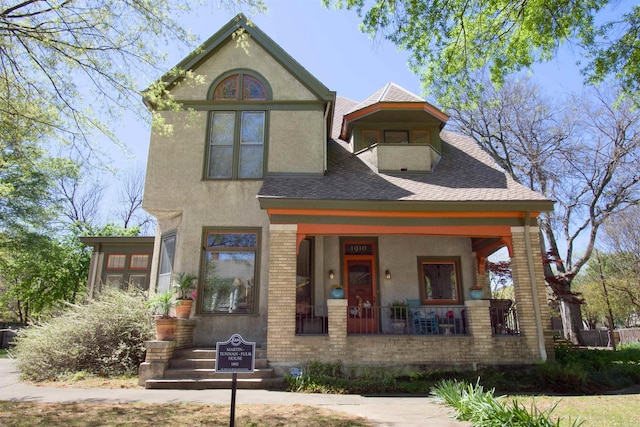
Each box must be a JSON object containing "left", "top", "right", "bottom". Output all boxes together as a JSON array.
[
  {"left": 431, "top": 379, "right": 585, "bottom": 426},
  {"left": 11, "top": 289, "right": 154, "bottom": 381}
]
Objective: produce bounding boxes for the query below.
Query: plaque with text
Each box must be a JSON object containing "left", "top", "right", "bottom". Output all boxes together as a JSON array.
[{"left": 215, "top": 334, "right": 255, "bottom": 373}]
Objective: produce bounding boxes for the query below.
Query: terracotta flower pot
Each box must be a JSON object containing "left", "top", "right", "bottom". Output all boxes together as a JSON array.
[
  {"left": 155, "top": 317, "right": 178, "bottom": 340},
  {"left": 174, "top": 299, "right": 193, "bottom": 319}
]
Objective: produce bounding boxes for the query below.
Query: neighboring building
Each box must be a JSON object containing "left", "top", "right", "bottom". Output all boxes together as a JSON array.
[
  {"left": 80, "top": 236, "right": 154, "bottom": 298},
  {"left": 142, "top": 14, "right": 555, "bottom": 370}
]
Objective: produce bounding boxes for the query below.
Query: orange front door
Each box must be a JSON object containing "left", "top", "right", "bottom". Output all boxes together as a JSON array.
[{"left": 345, "top": 257, "right": 378, "bottom": 333}]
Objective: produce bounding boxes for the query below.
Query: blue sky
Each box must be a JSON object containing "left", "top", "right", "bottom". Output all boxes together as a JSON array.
[{"left": 104, "top": 0, "right": 590, "bottom": 227}]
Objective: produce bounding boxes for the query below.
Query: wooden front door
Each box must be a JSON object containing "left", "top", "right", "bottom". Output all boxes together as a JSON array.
[{"left": 345, "top": 247, "right": 378, "bottom": 333}]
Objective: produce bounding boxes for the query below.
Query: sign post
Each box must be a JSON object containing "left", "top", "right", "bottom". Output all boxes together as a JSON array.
[{"left": 215, "top": 334, "right": 255, "bottom": 427}]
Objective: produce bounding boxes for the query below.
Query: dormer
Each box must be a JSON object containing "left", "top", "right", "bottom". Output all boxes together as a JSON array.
[{"left": 340, "top": 83, "right": 448, "bottom": 173}]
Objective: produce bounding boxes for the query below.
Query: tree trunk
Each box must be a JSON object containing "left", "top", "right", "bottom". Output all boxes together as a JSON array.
[{"left": 559, "top": 297, "right": 584, "bottom": 345}]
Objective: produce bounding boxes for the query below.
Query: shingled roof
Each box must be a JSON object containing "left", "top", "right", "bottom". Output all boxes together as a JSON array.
[{"left": 258, "top": 92, "right": 552, "bottom": 209}]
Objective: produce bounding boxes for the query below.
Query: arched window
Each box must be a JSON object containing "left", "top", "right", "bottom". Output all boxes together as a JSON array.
[
  {"left": 211, "top": 73, "right": 268, "bottom": 101},
  {"left": 207, "top": 71, "right": 269, "bottom": 179}
]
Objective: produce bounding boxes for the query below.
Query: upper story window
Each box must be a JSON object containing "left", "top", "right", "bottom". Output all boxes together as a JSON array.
[{"left": 206, "top": 71, "right": 270, "bottom": 180}]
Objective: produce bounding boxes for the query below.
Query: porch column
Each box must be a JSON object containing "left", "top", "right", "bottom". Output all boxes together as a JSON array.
[
  {"left": 327, "top": 299, "right": 348, "bottom": 356},
  {"left": 510, "top": 226, "right": 554, "bottom": 362},
  {"left": 266, "top": 224, "right": 298, "bottom": 361}
]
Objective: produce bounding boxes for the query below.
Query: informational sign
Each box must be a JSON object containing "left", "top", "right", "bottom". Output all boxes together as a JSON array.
[{"left": 215, "top": 334, "right": 255, "bottom": 373}]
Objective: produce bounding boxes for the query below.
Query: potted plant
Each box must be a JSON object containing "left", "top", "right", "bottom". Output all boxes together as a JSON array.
[
  {"left": 330, "top": 284, "right": 344, "bottom": 299},
  {"left": 172, "top": 272, "right": 197, "bottom": 319},
  {"left": 469, "top": 285, "right": 485, "bottom": 300},
  {"left": 388, "top": 300, "right": 408, "bottom": 333},
  {"left": 148, "top": 291, "right": 177, "bottom": 340}
]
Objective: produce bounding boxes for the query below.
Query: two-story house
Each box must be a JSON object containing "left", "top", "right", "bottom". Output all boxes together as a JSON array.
[{"left": 142, "top": 14, "right": 555, "bottom": 378}]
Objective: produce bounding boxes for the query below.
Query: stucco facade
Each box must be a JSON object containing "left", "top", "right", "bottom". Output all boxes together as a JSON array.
[{"left": 142, "top": 15, "right": 555, "bottom": 370}]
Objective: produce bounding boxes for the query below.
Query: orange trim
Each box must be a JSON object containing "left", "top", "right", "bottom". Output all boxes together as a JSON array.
[
  {"left": 268, "top": 208, "right": 537, "bottom": 219},
  {"left": 297, "top": 223, "right": 511, "bottom": 237},
  {"left": 345, "top": 103, "right": 449, "bottom": 123},
  {"left": 296, "top": 233, "right": 307, "bottom": 255}
]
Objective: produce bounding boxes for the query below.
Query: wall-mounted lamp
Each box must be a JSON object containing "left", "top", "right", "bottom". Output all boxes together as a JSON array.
[
  {"left": 385, "top": 269, "right": 391, "bottom": 280},
  {"left": 329, "top": 269, "right": 335, "bottom": 280}
]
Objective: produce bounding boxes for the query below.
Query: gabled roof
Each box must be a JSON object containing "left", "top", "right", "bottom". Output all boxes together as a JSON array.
[
  {"left": 147, "top": 14, "right": 334, "bottom": 103},
  {"left": 340, "top": 83, "right": 449, "bottom": 140}
]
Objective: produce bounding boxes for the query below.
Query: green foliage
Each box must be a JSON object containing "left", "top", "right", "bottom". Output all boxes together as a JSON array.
[
  {"left": 0, "top": 0, "right": 266, "bottom": 149},
  {"left": 285, "top": 346, "right": 640, "bottom": 397},
  {"left": 11, "top": 288, "right": 154, "bottom": 381},
  {"left": 0, "top": 231, "right": 91, "bottom": 323},
  {"left": 431, "top": 379, "right": 585, "bottom": 426},
  {"left": 388, "top": 300, "right": 408, "bottom": 320},
  {"left": 575, "top": 251, "right": 640, "bottom": 328},
  {"left": 325, "top": 1, "right": 638, "bottom": 103},
  {"left": 147, "top": 291, "right": 176, "bottom": 318},
  {"left": 172, "top": 272, "right": 197, "bottom": 299}
]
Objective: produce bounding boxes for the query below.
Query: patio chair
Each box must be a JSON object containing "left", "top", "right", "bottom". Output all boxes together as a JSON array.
[{"left": 406, "top": 299, "right": 438, "bottom": 334}]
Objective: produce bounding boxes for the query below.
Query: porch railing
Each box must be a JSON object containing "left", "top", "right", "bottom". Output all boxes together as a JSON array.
[
  {"left": 295, "top": 302, "right": 519, "bottom": 336},
  {"left": 489, "top": 300, "right": 519, "bottom": 336},
  {"left": 296, "top": 306, "right": 328, "bottom": 335}
]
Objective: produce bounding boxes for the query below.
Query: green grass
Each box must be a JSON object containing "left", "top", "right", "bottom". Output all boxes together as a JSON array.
[
  {"left": 511, "top": 394, "right": 640, "bottom": 427},
  {"left": 0, "top": 349, "right": 8, "bottom": 359}
]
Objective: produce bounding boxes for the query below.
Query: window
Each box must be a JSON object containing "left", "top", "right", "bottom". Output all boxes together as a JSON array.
[
  {"left": 130, "top": 254, "right": 149, "bottom": 270},
  {"left": 157, "top": 232, "right": 176, "bottom": 293},
  {"left": 128, "top": 274, "right": 148, "bottom": 290},
  {"left": 106, "top": 254, "right": 126, "bottom": 269},
  {"left": 412, "top": 130, "right": 431, "bottom": 144},
  {"left": 384, "top": 130, "right": 409, "bottom": 144},
  {"left": 201, "top": 230, "right": 260, "bottom": 314},
  {"left": 417, "top": 257, "right": 462, "bottom": 304},
  {"left": 362, "top": 130, "right": 380, "bottom": 149},
  {"left": 105, "top": 274, "right": 125, "bottom": 289},
  {"left": 207, "top": 72, "right": 268, "bottom": 180},
  {"left": 208, "top": 111, "right": 265, "bottom": 179}
]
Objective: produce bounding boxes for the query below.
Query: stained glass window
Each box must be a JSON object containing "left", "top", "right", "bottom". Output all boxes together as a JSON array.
[{"left": 213, "top": 76, "right": 239, "bottom": 100}]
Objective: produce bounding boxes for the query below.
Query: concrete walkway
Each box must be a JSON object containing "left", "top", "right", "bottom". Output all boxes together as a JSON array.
[{"left": 0, "top": 359, "right": 468, "bottom": 426}]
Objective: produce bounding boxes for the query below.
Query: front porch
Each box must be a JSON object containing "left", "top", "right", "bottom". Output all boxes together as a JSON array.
[{"left": 266, "top": 224, "right": 555, "bottom": 372}]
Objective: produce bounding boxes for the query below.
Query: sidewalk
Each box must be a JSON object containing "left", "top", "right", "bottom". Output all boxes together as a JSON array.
[{"left": 0, "top": 358, "right": 468, "bottom": 427}]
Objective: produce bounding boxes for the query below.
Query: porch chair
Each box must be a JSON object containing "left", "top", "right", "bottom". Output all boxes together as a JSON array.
[{"left": 406, "top": 299, "right": 438, "bottom": 334}]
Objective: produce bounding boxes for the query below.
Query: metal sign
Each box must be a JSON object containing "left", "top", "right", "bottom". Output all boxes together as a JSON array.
[{"left": 215, "top": 334, "right": 255, "bottom": 373}]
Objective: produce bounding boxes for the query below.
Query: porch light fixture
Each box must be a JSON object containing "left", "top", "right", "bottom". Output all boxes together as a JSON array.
[
  {"left": 329, "top": 269, "right": 335, "bottom": 280},
  {"left": 385, "top": 269, "right": 391, "bottom": 280}
]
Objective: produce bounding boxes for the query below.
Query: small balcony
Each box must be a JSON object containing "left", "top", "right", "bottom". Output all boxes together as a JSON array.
[{"left": 356, "top": 143, "right": 441, "bottom": 174}]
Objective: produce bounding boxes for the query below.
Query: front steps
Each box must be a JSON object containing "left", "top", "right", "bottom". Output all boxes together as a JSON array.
[{"left": 144, "top": 347, "right": 284, "bottom": 390}]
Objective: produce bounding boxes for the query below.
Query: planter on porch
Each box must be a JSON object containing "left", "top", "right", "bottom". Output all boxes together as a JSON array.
[
  {"left": 469, "top": 288, "right": 484, "bottom": 300},
  {"left": 331, "top": 286, "right": 344, "bottom": 299},
  {"left": 174, "top": 299, "right": 193, "bottom": 319}
]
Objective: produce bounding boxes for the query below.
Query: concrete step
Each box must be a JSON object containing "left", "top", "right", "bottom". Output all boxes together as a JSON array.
[
  {"left": 163, "top": 367, "right": 276, "bottom": 380},
  {"left": 169, "top": 357, "right": 269, "bottom": 369},
  {"left": 145, "top": 346, "right": 281, "bottom": 390},
  {"left": 145, "top": 377, "right": 284, "bottom": 390}
]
